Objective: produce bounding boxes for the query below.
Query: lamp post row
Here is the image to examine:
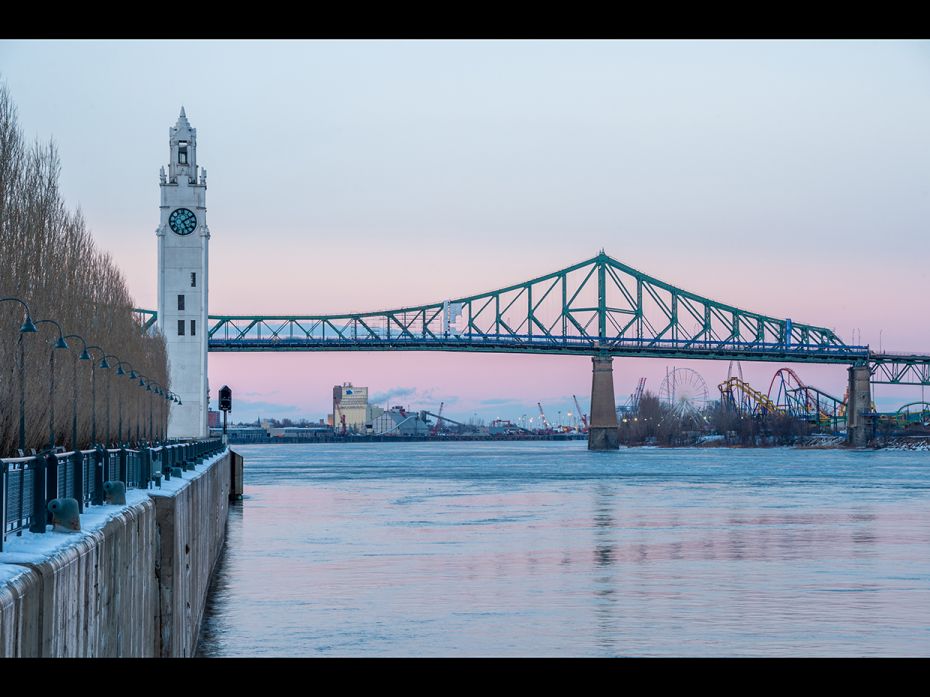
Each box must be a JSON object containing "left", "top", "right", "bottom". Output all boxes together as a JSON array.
[{"left": 1, "top": 296, "right": 180, "bottom": 454}]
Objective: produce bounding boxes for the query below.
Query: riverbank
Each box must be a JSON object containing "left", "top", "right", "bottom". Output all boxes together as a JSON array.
[{"left": 0, "top": 448, "right": 232, "bottom": 657}]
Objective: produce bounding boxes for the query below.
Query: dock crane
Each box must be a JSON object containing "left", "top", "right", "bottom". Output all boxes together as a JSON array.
[
  {"left": 537, "top": 402, "right": 552, "bottom": 432},
  {"left": 431, "top": 402, "right": 445, "bottom": 435},
  {"left": 572, "top": 395, "right": 588, "bottom": 432},
  {"left": 617, "top": 378, "right": 647, "bottom": 416},
  {"left": 630, "top": 378, "right": 646, "bottom": 411}
]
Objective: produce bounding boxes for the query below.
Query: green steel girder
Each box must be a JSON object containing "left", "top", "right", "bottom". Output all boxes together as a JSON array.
[
  {"left": 205, "top": 340, "right": 864, "bottom": 363},
  {"left": 131, "top": 252, "right": 930, "bottom": 371},
  {"left": 869, "top": 354, "right": 930, "bottom": 385},
  {"left": 133, "top": 308, "right": 158, "bottom": 332}
]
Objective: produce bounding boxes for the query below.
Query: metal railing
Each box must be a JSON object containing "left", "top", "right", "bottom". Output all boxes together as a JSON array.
[{"left": 1, "top": 438, "right": 225, "bottom": 551}]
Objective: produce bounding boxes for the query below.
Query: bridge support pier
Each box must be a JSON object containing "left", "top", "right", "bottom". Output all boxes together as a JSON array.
[
  {"left": 588, "top": 355, "right": 619, "bottom": 450},
  {"left": 846, "top": 364, "right": 873, "bottom": 448}
]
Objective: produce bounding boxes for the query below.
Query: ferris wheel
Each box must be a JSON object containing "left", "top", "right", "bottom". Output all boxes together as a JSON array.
[{"left": 659, "top": 367, "right": 709, "bottom": 419}]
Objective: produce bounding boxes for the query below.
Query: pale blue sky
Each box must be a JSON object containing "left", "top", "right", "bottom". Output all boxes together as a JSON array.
[{"left": 2, "top": 40, "right": 928, "bottom": 421}]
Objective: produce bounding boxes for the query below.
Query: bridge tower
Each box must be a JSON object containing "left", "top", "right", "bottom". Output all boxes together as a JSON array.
[
  {"left": 846, "top": 363, "right": 873, "bottom": 447},
  {"left": 588, "top": 355, "right": 619, "bottom": 449},
  {"left": 157, "top": 107, "right": 209, "bottom": 438}
]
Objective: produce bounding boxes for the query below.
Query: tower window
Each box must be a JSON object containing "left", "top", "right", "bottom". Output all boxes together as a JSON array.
[
  {"left": 178, "top": 320, "right": 185, "bottom": 336},
  {"left": 178, "top": 294, "right": 185, "bottom": 311},
  {"left": 191, "top": 272, "right": 196, "bottom": 287},
  {"left": 178, "top": 141, "right": 188, "bottom": 164},
  {"left": 191, "top": 320, "right": 196, "bottom": 336}
]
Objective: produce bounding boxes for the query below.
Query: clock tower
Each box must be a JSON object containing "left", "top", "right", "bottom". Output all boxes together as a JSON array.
[{"left": 157, "top": 107, "right": 209, "bottom": 438}]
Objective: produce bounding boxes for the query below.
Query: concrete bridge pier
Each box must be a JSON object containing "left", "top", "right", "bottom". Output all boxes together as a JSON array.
[
  {"left": 846, "top": 364, "right": 873, "bottom": 447},
  {"left": 588, "top": 355, "right": 619, "bottom": 450}
]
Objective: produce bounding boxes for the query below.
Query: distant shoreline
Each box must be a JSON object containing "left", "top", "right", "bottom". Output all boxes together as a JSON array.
[{"left": 218, "top": 434, "right": 930, "bottom": 450}]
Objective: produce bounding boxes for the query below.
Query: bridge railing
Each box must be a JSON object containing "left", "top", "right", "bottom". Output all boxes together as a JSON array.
[{"left": 0, "top": 438, "right": 224, "bottom": 551}]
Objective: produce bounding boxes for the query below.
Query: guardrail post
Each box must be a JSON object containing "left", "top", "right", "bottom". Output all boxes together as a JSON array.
[
  {"left": 139, "top": 449, "right": 146, "bottom": 488},
  {"left": 30, "top": 455, "right": 47, "bottom": 533},
  {"left": 92, "top": 446, "right": 105, "bottom": 506},
  {"left": 119, "top": 447, "right": 128, "bottom": 485},
  {"left": 45, "top": 452, "right": 59, "bottom": 507},
  {"left": 1, "top": 462, "right": 8, "bottom": 552},
  {"left": 73, "top": 451, "right": 84, "bottom": 513}
]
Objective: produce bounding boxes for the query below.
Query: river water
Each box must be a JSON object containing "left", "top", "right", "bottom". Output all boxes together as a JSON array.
[{"left": 196, "top": 442, "right": 930, "bottom": 657}]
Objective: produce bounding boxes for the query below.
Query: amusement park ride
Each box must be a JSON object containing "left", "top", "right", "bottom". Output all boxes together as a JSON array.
[{"left": 718, "top": 364, "right": 929, "bottom": 430}]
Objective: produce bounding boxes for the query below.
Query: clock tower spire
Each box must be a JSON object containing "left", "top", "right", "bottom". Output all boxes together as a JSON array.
[{"left": 157, "top": 106, "right": 210, "bottom": 438}]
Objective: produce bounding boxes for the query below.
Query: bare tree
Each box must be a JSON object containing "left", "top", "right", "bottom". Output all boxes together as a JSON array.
[{"left": 1, "top": 80, "right": 169, "bottom": 455}]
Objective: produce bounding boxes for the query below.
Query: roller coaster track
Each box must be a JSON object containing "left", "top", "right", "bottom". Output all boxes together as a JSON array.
[
  {"left": 718, "top": 377, "right": 782, "bottom": 416},
  {"left": 768, "top": 368, "right": 846, "bottom": 423}
]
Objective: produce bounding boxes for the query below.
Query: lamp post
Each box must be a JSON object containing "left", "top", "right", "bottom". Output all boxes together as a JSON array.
[
  {"left": 86, "top": 346, "right": 106, "bottom": 446},
  {"left": 135, "top": 373, "right": 144, "bottom": 444},
  {"left": 146, "top": 380, "right": 172, "bottom": 442},
  {"left": 1, "top": 297, "right": 38, "bottom": 453},
  {"left": 160, "top": 386, "right": 171, "bottom": 441},
  {"left": 167, "top": 391, "right": 179, "bottom": 440},
  {"left": 160, "top": 386, "right": 173, "bottom": 441},
  {"left": 115, "top": 361, "right": 136, "bottom": 445},
  {"left": 157, "top": 388, "right": 167, "bottom": 441},
  {"left": 63, "top": 334, "right": 91, "bottom": 451},
  {"left": 138, "top": 374, "right": 152, "bottom": 442},
  {"left": 35, "top": 320, "right": 69, "bottom": 451},
  {"left": 146, "top": 380, "right": 165, "bottom": 442},
  {"left": 101, "top": 354, "right": 120, "bottom": 446}
]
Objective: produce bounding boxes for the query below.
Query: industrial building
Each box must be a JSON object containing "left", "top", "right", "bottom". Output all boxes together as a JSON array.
[
  {"left": 331, "top": 383, "right": 385, "bottom": 433},
  {"left": 371, "top": 406, "right": 431, "bottom": 436}
]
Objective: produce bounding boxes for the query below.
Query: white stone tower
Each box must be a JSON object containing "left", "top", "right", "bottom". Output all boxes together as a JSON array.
[{"left": 157, "top": 107, "right": 209, "bottom": 438}]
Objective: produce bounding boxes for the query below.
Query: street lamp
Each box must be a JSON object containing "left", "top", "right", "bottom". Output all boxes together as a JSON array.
[
  {"left": 137, "top": 375, "right": 154, "bottom": 442},
  {"left": 146, "top": 379, "right": 167, "bottom": 441},
  {"left": 63, "top": 334, "right": 90, "bottom": 451},
  {"left": 159, "top": 387, "right": 170, "bottom": 441},
  {"left": 101, "top": 354, "right": 120, "bottom": 446},
  {"left": 1, "top": 297, "right": 38, "bottom": 453},
  {"left": 86, "top": 345, "right": 106, "bottom": 445},
  {"left": 115, "top": 361, "right": 135, "bottom": 445},
  {"left": 35, "top": 319, "right": 69, "bottom": 450},
  {"left": 135, "top": 373, "right": 148, "bottom": 443},
  {"left": 0, "top": 296, "right": 38, "bottom": 333}
]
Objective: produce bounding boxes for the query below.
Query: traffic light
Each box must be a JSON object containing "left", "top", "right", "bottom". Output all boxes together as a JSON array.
[{"left": 219, "top": 385, "right": 232, "bottom": 413}]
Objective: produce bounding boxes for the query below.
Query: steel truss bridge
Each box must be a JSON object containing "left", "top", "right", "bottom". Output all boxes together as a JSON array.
[{"left": 135, "top": 252, "right": 930, "bottom": 385}]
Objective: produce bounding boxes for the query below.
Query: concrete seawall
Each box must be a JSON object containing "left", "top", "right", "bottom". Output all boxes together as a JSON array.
[{"left": 0, "top": 449, "right": 232, "bottom": 657}]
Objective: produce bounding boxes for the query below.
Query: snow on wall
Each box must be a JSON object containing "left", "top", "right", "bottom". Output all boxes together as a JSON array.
[{"left": 0, "top": 448, "right": 231, "bottom": 657}]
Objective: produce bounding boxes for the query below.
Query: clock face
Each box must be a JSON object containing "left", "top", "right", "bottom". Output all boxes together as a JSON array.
[{"left": 169, "top": 208, "right": 197, "bottom": 236}]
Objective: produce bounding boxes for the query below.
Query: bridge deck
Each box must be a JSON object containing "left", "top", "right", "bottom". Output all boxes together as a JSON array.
[{"left": 207, "top": 335, "right": 869, "bottom": 364}]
